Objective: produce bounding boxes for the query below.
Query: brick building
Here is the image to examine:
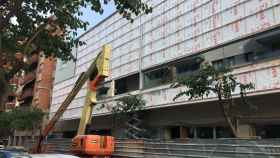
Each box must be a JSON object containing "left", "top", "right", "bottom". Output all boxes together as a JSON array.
[{"left": 6, "top": 52, "right": 56, "bottom": 146}]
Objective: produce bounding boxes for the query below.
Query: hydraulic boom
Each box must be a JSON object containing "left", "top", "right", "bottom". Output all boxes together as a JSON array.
[{"left": 32, "top": 44, "right": 111, "bottom": 153}]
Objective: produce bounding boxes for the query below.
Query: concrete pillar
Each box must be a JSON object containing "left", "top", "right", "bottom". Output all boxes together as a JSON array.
[
  {"left": 213, "top": 127, "right": 217, "bottom": 139},
  {"left": 237, "top": 124, "right": 256, "bottom": 138},
  {"left": 13, "top": 136, "right": 17, "bottom": 146},
  {"left": 18, "top": 136, "right": 22, "bottom": 146},
  {"left": 7, "top": 136, "right": 11, "bottom": 146},
  {"left": 194, "top": 128, "right": 198, "bottom": 138}
]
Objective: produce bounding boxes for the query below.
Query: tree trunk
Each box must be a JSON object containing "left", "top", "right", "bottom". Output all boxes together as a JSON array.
[{"left": 218, "top": 94, "right": 238, "bottom": 137}]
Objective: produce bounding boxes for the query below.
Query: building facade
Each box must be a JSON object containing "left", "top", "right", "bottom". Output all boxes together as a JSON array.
[
  {"left": 51, "top": 0, "right": 280, "bottom": 139},
  {"left": 5, "top": 52, "right": 56, "bottom": 146}
]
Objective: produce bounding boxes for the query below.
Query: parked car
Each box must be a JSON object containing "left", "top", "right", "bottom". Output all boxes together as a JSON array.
[
  {"left": 0, "top": 145, "right": 4, "bottom": 150},
  {"left": 5, "top": 146, "right": 28, "bottom": 153},
  {"left": 30, "top": 154, "right": 80, "bottom": 158},
  {"left": 0, "top": 150, "right": 32, "bottom": 158}
]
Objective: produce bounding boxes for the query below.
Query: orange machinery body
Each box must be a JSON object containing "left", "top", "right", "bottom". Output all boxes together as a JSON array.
[{"left": 71, "top": 135, "right": 115, "bottom": 156}]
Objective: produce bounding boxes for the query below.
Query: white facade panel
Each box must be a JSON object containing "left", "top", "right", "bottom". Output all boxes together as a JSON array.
[
  {"left": 245, "top": 8, "right": 275, "bottom": 35},
  {"left": 51, "top": 0, "right": 280, "bottom": 120},
  {"left": 274, "top": 5, "right": 280, "bottom": 24}
]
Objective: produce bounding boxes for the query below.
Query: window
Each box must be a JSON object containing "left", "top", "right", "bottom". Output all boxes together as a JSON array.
[
  {"left": 254, "top": 50, "right": 280, "bottom": 61},
  {"left": 196, "top": 127, "right": 213, "bottom": 139},
  {"left": 244, "top": 52, "right": 253, "bottom": 62},
  {"left": 216, "top": 127, "right": 234, "bottom": 138},
  {"left": 115, "top": 74, "right": 139, "bottom": 95},
  {"left": 213, "top": 59, "right": 224, "bottom": 70},
  {"left": 143, "top": 67, "right": 172, "bottom": 89},
  {"left": 170, "top": 126, "right": 180, "bottom": 139},
  {"left": 167, "top": 126, "right": 189, "bottom": 139},
  {"left": 224, "top": 56, "right": 236, "bottom": 67},
  {"left": 213, "top": 56, "right": 236, "bottom": 69},
  {"left": 176, "top": 62, "right": 200, "bottom": 77},
  {"left": 96, "top": 81, "right": 112, "bottom": 99},
  {"left": 8, "top": 96, "right": 15, "bottom": 102},
  {"left": 256, "top": 125, "right": 280, "bottom": 138},
  {"left": 213, "top": 48, "right": 280, "bottom": 69}
]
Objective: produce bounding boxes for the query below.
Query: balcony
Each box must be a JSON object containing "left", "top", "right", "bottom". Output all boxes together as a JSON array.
[
  {"left": 18, "top": 87, "right": 33, "bottom": 101},
  {"left": 9, "top": 77, "right": 19, "bottom": 85},
  {"left": 5, "top": 102, "right": 16, "bottom": 109},
  {"left": 20, "top": 72, "right": 36, "bottom": 86}
]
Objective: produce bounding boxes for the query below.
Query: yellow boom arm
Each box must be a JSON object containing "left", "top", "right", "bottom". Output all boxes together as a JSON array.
[
  {"left": 77, "top": 44, "right": 111, "bottom": 135},
  {"left": 33, "top": 44, "right": 111, "bottom": 153}
]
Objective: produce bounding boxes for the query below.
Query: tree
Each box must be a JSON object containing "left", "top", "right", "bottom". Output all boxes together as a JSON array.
[
  {"left": 0, "top": 107, "right": 45, "bottom": 137},
  {"left": 111, "top": 95, "right": 146, "bottom": 139},
  {"left": 0, "top": 69, "right": 9, "bottom": 106},
  {"left": 171, "top": 63, "right": 254, "bottom": 137},
  {"left": 0, "top": 0, "right": 152, "bottom": 104},
  {"left": 1, "top": 0, "right": 152, "bottom": 60}
]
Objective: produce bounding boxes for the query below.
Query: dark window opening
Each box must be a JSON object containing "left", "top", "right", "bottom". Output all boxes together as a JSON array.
[
  {"left": 213, "top": 59, "right": 224, "bottom": 70},
  {"left": 115, "top": 74, "right": 139, "bottom": 95},
  {"left": 213, "top": 56, "right": 237, "bottom": 69},
  {"left": 197, "top": 127, "right": 213, "bottom": 139},
  {"left": 96, "top": 82, "right": 111, "bottom": 99},
  {"left": 21, "top": 97, "right": 33, "bottom": 106},
  {"left": 7, "top": 96, "right": 15, "bottom": 102},
  {"left": 143, "top": 67, "right": 172, "bottom": 89},
  {"left": 213, "top": 50, "right": 280, "bottom": 69},
  {"left": 168, "top": 126, "right": 189, "bottom": 139},
  {"left": 187, "top": 127, "right": 196, "bottom": 139},
  {"left": 176, "top": 62, "right": 200, "bottom": 77},
  {"left": 170, "top": 126, "right": 180, "bottom": 139},
  {"left": 256, "top": 125, "right": 280, "bottom": 138},
  {"left": 216, "top": 127, "right": 234, "bottom": 138}
]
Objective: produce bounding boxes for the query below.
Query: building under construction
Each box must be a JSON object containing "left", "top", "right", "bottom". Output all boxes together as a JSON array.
[{"left": 50, "top": 0, "right": 280, "bottom": 139}]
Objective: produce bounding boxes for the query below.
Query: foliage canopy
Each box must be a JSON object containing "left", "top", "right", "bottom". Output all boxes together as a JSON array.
[
  {"left": 111, "top": 94, "right": 146, "bottom": 139},
  {"left": 0, "top": 0, "right": 152, "bottom": 105},
  {"left": 112, "top": 94, "right": 145, "bottom": 115},
  {"left": 171, "top": 63, "right": 255, "bottom": 137},
  {"left": 0, "top": 0, "right": 152, "bottom": 61},
  {"left": 0, "top": 107, "right": 45, "bottom": 135}
]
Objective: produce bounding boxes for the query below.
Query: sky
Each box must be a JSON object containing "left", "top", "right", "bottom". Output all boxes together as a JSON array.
[{"left": 77, "top": 1, "right": 116, "bottom": 37}]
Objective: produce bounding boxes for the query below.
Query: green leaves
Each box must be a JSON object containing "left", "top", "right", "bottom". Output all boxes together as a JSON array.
[
  {"left": 111, "top": 94, "right": 147, "bottom": 139},
  {"left": 0, "top": 0, "right": 152, "bottom": 62},
  {"left": 171, "top": 63, "right": 255, "bottom": 101},
  {"left": 112, "top": 94, "right": 145, "bottom": 115},
  {"left": 0, "top": 0, "right": 152, "bottom": 104},
  {"left": 0, "top": 107, "right": 45, "bottom": 134},
  {"left": 171, "top": 63, "right": 255, "bottom": 137}
]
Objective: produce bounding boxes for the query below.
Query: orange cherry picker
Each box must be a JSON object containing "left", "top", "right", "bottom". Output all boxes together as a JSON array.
[{"left": 32, "top": 44, "right": 115, "bottom": 158}]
